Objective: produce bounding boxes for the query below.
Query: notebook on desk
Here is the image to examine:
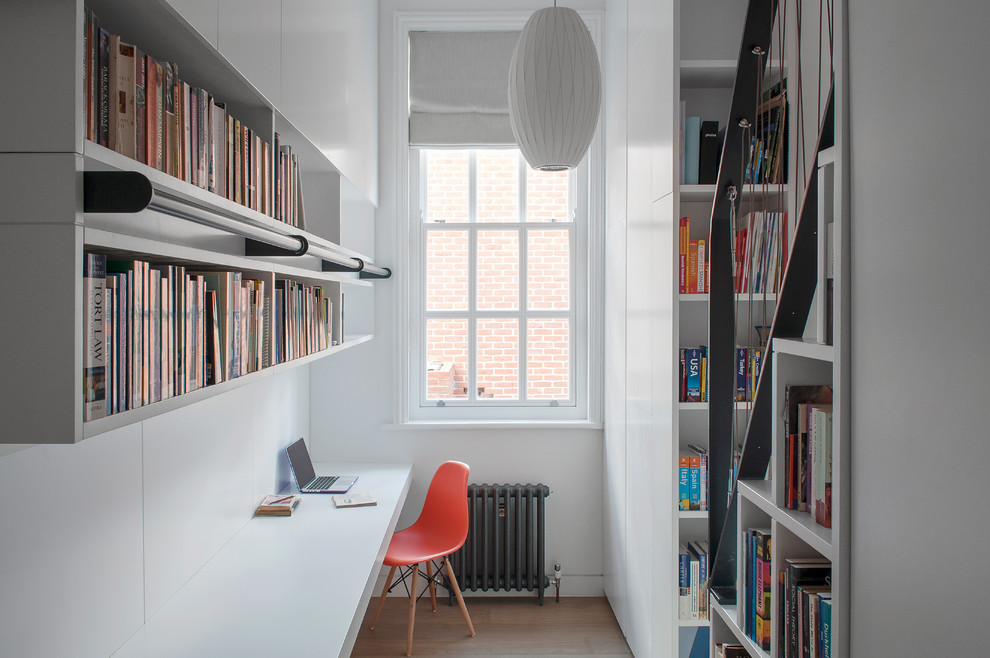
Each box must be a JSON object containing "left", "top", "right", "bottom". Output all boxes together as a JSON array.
[{"left": 286, "top": 438, "right": 357, "bottom": 494}]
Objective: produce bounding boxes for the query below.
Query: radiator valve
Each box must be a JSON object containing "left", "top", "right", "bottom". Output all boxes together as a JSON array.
[{"left": 551, "top": 563, "right": 562, "bottom": 603}]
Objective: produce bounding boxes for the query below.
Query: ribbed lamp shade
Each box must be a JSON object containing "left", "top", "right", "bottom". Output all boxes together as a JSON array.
[{"left": 508, "top": 7, "right": 601, "bottom": 171}]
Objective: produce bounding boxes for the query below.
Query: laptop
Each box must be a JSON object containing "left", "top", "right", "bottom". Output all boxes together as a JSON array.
[{"left": 285, "top": 438, "right": 357, "bottom": 494}]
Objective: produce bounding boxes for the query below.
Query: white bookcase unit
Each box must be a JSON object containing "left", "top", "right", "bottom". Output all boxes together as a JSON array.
[{"left": 0, "top": 0, "right": 385, "bottom": 444}]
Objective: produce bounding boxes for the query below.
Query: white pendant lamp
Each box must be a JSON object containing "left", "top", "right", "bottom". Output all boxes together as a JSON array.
[{"left": 508, "top": 4, "right": 602, "bottom": 171}]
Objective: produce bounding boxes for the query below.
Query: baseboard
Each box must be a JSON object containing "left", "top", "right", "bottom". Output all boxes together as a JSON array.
[{"left": 371, "top": 573, "right": 604, "bottom": 598}]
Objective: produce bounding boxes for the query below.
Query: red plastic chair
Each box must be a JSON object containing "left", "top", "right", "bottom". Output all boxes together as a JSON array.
[{"left": 369, "top": 461, "right": 476, "bottom": 655}]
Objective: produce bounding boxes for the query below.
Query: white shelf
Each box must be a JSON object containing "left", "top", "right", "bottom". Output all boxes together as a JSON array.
[
  {"left": 679, "top": 617, "right": 711, "bottom": 628},
  {"left": 680, "top": 184, "right": 787, "bottom": 203},
  {"left": 680, "top": 60, "right": 737, "bottom": 88},
  {"left": 739, "top": 479, "right": 832, "bottom": 560},
  {"left": 679, "top": 510, "right": 709, "bottom": 520},
  {"left": 83, "top": 334, "right": 373, "bottom": 439},
  {"left": 710, "top": 600, "right": 769, "bottom": 658},
  {"left": 680, "top": 293, "right": 778, "bottom": 303},
  {"left": 679, "top": 402, "right": 762, "bottom": 411},
  {"left": 772, "top": 337, "right": 835, "bottom": 362}
]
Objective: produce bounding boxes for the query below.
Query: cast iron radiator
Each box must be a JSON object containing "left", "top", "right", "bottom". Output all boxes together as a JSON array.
[{"left": 450, "top": 483, "right": 552, "bottom": 605}]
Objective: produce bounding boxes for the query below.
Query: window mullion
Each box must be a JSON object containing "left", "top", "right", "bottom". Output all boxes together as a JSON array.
[
  {"left": 468, "top": 151, "right": 478, "bottom": 403},
  {"left": 519, "top": 153, "right": 529, "bottom": 402},
  {"left": 417, "top": 150, "right": 428, "bottom": 407}
]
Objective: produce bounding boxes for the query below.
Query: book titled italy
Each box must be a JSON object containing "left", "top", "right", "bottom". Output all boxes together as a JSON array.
[{"left": 83, "top": 253, "right": 107, "bottom": 420}]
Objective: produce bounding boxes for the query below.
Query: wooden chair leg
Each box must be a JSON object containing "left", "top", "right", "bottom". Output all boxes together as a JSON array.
[
  {"left": 426, "top": 560, "right": 437, "bottom": 612},
  {"left": 369, "top": 565, "right": 396, "bottom": 630},
  {"left": 406, "top": 564, "right": 418, "bottom": 656},
  {"left": 444, "top": 557, "right": 476, "bottom": 637}
]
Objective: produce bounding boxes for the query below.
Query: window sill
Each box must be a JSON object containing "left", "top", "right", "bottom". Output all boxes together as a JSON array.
[{"left": 382, "top": 420, "right": 603, "bottom": 431}]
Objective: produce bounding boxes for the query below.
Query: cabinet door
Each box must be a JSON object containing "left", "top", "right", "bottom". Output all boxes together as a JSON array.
[
  {"left": 219, "top": 0, "right": 282, "bottom": 106},
  {"left": 165, "top": 0, "right": 219, "bottom": 48},
  {"left": 281, "top": 0, "right": 378, "bottom": 204}
]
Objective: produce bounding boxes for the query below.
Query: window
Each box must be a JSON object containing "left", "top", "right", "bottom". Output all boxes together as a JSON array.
[
  {"left": 407, "top": 148, "right": 594, "bottom": 422},
  {"left": 395, "top": 15, "right": 603, "bottom": 425}
]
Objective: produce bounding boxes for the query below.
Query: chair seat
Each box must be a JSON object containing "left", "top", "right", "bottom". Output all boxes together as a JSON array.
[{"left": 384, "top": 525, "right": 463, "bottom": 566}]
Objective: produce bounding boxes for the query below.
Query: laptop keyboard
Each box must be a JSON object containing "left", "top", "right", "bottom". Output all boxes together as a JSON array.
[{"left": 307, "top": 476, "right": 338, "bottom": 490}]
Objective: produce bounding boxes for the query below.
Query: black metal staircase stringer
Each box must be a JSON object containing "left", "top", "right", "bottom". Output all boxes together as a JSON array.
[
  {"left": 709, "top": 89, "right": 835, "bottom": 605},
  {"left": 706, "top": 0, "right": 780, "bottom": 605}
]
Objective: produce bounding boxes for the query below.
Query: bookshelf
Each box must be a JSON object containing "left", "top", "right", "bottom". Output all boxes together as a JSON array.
[
  {"left": 674, "top": 3, "right": 791, "bottom": 653},
  {"left": 706, "top": 0, "right": 847, "bottom": 656},
  {"left": 0, "top": 0, "right": 384, "bottom": 444}
]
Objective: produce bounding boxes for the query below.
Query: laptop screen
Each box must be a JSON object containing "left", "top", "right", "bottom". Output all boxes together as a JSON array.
[{"left": 286, "top": 438, "right": 316, "bottom": 488}]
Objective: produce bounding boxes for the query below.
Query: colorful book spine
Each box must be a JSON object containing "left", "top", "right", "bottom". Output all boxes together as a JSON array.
[
  {"left": 679, "top": 456, "right": 690, "bottom": 510},
  {"left": 735, "top": 347, "right": 748, "bottom": 401},
  {"left": 83, "top": 253, "right": 107, "bottom": 421},
  {"left": 696, "top": 239, "right": 706, "bottom": 293},
  {"left": 688, "top": 455, "right": 701, "bottom": 510},
  {"left": 685, "top": 348, "right": 701, "bottom": 402},
  {"left": 678, "top": 545, "right": 691, "bottom": 619}
]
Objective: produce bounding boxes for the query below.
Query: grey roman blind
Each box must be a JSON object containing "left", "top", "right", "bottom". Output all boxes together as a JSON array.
[{"left": 409, "top": 31, "right": 521, "bottom": 146}]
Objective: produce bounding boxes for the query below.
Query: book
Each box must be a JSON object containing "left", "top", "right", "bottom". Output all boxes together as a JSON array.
[
  {"left": 83, "top": 253, "right": 107, "bottom": 421},
  {"left": 784, "top": 385, "right": 833, "bottom": 511},
  {"left": 689, "top": 550, "right": 700, "bottom": 619},
  {"left": 678, "top": 455, "right": 690, "bottom": 510},
  {"left": 685, "top": 348, "right": 702, "bottom": 402},
  {"left": 255, "top": 494, "right": 301, "bottom": 517},
  {"left": 332, "top": 492, "right": 377, "bottom": 508},
  {"left": 698, "top": 120, "right": 720, "bottom": 184},
  {"left": 135, "top": 48, "right": 146, "bottom": 165},
  {"left": 785, "top": 558, "right": 830, "bottom": 658},
  {"left": 678, "top": 544, "right": 691, "bottom": 619},
  {"left": 97, "top": 27, "right": 111, "bottom": 147},
  {"left": 684, "top": 116, "right": 701, "bottom": 184},
  {"left": 678, "top": 216, "right": 689, "bottom": 293},
  {"left": 110, "top": 37, "right": 137, "bottom": 158},
  {"left": 688, "top": 540, "right": 708, "bottom": 619},
  {"left": 688, "top": 444, "right": 708, "bottom": 511},
  {"left": 819, "top": 593, "right": 832, "bottom": 658},
  {"left": 735, "top": 347, "right": 748, "bottom": 401}
]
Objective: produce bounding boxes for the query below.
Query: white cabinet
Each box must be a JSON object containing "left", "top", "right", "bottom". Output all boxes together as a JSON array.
[
  {"left": 0, "top": 0, "right": 383, "bottom": 444},
  {"left": 282, "top": 0, "right": 379, "bottom": 205}
]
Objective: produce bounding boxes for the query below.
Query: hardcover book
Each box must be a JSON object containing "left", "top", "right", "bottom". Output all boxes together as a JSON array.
[
  {"left": 684, "top": 116, "right": 701, "bottom": 185},
  {"left": 698, "top": 120, "right": 720, "bottom": 184},
  {"left": 111, "top": 37, "right": 137, "bottom": 158},
  {"left": 83, "top": 253, "right": 107, "bottom": 421},
  {"left": 255, "top": 494, "right": 301, "bottom": 517}
]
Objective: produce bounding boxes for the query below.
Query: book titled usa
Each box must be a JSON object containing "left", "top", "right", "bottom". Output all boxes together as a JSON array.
[{"left": 685, "top": 348, "right": 702, "bottom": 402}]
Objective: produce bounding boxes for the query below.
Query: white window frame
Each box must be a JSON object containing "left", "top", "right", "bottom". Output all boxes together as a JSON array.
[{"left": 392, "top": 11, "right": 604, "bottom": 426}]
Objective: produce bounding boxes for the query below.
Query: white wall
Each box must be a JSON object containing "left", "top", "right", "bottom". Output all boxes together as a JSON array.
[
  {"left": 0, "top": 368, "right": 310, "bottom": 657},
  {"left": 308, "top": 0, "right": 607, "bottom": 597},
  {"left": 846, "top": 1, "right": 990, "bottom": 655}
]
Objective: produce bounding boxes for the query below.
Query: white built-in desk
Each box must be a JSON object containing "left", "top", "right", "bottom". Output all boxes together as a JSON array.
[{"left": 113, "top": 462, "right": 412, "bottom": 658}]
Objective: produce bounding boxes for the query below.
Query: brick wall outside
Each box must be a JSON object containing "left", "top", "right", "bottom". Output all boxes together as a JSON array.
[{"left": 424, "top": 150, "right": 571, "bottom": 401}]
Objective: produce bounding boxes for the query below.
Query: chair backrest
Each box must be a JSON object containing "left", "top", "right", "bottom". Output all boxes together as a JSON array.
[{"left": 414, "top": 461, "right": 470, "bottom": 553}]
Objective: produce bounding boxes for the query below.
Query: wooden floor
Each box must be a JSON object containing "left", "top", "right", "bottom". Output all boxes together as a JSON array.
[{"left": 352, "top": 596, "right": 632, "bottom": 657}]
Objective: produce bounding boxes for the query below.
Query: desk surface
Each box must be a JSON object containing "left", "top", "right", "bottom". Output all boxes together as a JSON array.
[{"left": 113, "top": 462, "right": 412, "bottom": 658}]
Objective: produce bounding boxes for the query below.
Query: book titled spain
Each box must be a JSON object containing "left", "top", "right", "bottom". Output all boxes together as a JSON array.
[{"left": 83, "top": 253, "right": 107, "bottom": 421}]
